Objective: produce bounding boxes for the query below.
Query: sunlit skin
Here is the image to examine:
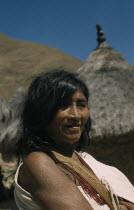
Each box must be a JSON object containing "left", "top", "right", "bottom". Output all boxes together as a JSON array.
[
  {"left": 18, "top": 89, "right": 93, "bottom": 210},
  {"left": 45, "top": 89, "right": 89, "bottom": 146},
  {"left": 19, "top": 89, "right": 134, "bottom": 210},
  {"left": 119, "top": 201, "right": 134, "bottom": 210},
  {"left": 44, "top": 89, "right": 134, "bottom": 209}
]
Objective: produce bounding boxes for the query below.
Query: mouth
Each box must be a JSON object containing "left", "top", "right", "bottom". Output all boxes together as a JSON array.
[
  {"left": 64, "top": 124, "right": 81, "bottom": 132},
  {"left": 64, "top": 124, "right": 80, "bottom": 128}
]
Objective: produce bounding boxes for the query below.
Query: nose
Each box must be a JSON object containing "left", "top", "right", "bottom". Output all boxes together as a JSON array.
[{"left": 67, "top": 105, "right": 80, "bottom": 120}]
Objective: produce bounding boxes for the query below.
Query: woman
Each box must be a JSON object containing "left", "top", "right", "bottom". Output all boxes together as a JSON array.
[{"left": 14, "top": 70, "right": 134, "bottom": 210}]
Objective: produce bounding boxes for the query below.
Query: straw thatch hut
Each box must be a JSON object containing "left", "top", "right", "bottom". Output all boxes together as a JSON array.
[
  {"left": 77, "top": 24, "right": 134, "bottom": 184},
  {"left": 0, "top": 89, "right": 24, "bottom": 205},
  {"left": 0, "top": 88, "right": 25, "bottom": 160}
]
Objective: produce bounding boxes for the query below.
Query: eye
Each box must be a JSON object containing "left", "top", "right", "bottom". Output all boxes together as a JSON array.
[
  {"left": 60, "top": 105, "right": 68, "bottom": 110},
  {"left": 60, "top": 101, "right": 70, "bottom": 110},
  {"left": 77, "top": 100, "right": 87, "bottom": 108}
]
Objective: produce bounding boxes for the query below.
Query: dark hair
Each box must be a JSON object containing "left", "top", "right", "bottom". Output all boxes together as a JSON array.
[{"left": 15, "top": 70, "right": 91, "bottom": 159}]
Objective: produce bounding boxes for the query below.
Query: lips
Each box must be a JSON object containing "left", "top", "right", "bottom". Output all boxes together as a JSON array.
[
  {"left": 63, "top": 124, "right": 81, "bottom": 133},
  {"left": 64, "top": 124, "right": 80, "bottom": 128}
]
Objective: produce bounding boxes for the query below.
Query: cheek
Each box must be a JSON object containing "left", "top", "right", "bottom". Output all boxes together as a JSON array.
[
  {"left": 82, "top": 109, "right": 89, "bottom": 123},
  {"left": 51, "top": 112, "right": 64, "bottom": 131}
]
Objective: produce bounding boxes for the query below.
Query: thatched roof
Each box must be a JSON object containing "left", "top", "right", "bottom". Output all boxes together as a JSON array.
[
  {"left": 77, "top": 24, "right": 134, "bottom": 142},
  {"left": 0, "top": 96, "right": 12, "bottom": 133},
  {"left": 0, "top": 89, "right": 24, "bottom": 160},
  {"left": 8, "top": 87, "right": 25, "bottom": 118}
]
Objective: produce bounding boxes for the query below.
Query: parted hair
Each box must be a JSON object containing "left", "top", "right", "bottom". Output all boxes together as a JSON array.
[{"left": 15, "top": 70, "right": 91, "bottom": 159}]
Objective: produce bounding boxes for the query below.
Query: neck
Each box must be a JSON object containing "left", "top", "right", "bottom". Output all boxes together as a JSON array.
[{"left": 51, "top": 140, "right": 77, "bottom": 157}]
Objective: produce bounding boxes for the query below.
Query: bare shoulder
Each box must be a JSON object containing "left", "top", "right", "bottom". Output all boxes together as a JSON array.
[
  {"left": 19, "top": 152, "right": 93, "bottom": 210},
  {"left": 24, "top": 151, "right": 55, "bottom": 167},
  {"left": 23, "top": 151, "right": 56, "bottom": 177},
  {"left": 21, "top": 151, "right": 60, "bottom": 190}
]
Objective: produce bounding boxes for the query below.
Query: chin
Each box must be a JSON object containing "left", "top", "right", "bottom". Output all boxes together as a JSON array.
[{"left": 64, "top": 136, "right": 80, "bottom": 144}]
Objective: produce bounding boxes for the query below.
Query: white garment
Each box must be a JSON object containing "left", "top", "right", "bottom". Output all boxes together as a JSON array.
[
  {"left": 14, "top": 152, "right": 134, "bottom": 210},
  {"left": 14, "top": 162, "right": 41, "bottom": 210},
  {"left": 78, "top": 152, "right": 134, "bottom": 210}
]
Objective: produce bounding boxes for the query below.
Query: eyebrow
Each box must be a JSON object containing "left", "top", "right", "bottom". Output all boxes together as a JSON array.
[{"left": 77, "top": 99, "right": 87, "bottom": 103}]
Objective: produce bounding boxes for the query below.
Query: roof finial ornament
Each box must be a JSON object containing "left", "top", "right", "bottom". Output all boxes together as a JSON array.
[{"left": 96, "top": 24, "right": 106, "bottom": 45}]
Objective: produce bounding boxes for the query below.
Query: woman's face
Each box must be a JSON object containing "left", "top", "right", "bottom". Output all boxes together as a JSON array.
[{"left": 46, "top": 89, "right": 89, "bottom": 144}]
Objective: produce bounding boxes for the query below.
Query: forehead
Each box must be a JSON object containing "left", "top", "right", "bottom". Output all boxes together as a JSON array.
[
  {"left": 71, "top": 89, "right": 87, "bottom": 100},
  {"left": 59, "top": 89, "right": 88, "bottom": 107}
]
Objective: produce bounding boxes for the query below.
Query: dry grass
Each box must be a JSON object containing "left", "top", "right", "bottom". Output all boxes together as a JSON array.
[
  {"left": 77, "top": 42, "right": 134, "bottom": 139},
  {"left": 0, "top": 33, "right": 83, "bottom": 99}
]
